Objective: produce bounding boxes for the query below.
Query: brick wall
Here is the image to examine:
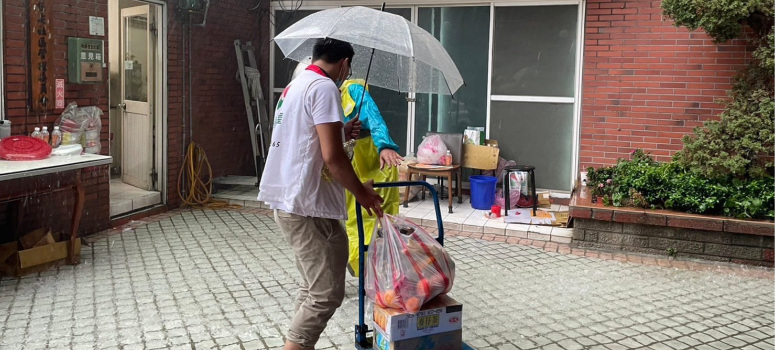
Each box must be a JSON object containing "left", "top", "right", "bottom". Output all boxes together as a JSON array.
[
  {"left": 4, "top": 0, "right": 110, "bottom": 151},
  {"left": 166, "top": 4, "right": 185, "bottom": 208},
  {"left": 1, "top": 0, "right": 269, "bottom": 214},
  {"left": 1, "top": 1, "right": 111, "bottom": 237},
  {"left": 188, "top": 1, "right": 265, "bottom": 178},
  {"left": 580, "top": 0, "right": 752, "bottom": 168}
]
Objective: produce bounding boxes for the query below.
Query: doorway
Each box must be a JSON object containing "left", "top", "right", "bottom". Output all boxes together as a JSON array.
[{"left": 108, "top": 0, "right": 165, "bottom": 217}]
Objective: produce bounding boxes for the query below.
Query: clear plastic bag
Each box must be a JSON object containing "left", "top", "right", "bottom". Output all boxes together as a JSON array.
[
  {"left": 365, "top": 215, "right": 455, "bottom": 313},
  {"left": 56, "top": 102, "right": 102, "bottom": 153},
  {"left": 416, "top": 134, "right": 448, "bottom": 165},
  {"left": 483, "top": 157, "right": 517, "bottom": 185},
  {"left": 495, "top": 172, "right": 521, "bottom": 209}
]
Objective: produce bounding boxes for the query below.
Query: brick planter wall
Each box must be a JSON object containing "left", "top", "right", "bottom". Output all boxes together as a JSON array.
[
  {"left": 570, "top": 187, "right": 774, "bottom": 266},
  {"left": 572, "top": 218, "right": 774, "bottom": 266}
]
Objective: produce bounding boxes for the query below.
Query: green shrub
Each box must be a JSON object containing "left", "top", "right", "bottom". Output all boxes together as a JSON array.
[
  {"left": 586, "top": 151, "right": 774, "bottom": 220},
  {"left": 583, "top": 2, "right": 775, "bottom": 220},
  {"left": 663, "top": 0, "right": 775, "bottom": 179}
]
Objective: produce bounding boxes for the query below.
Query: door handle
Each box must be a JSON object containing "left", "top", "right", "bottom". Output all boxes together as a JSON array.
[{"left": 110, "top": 103, "right": 126, "bottom": 111}]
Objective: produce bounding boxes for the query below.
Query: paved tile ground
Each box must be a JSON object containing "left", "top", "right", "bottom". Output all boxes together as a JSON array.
[{"left": 1, "top": 208, "right": 773, "bottom": 350}]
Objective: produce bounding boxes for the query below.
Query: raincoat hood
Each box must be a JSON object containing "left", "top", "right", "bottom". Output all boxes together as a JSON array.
[{"left": 340, "top": 79, "right": 368, "bottom": 117}]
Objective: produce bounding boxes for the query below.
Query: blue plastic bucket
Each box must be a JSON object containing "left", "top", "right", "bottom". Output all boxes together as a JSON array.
[{"left": 469, "top": 175, "right": 497, "bottom": 210}]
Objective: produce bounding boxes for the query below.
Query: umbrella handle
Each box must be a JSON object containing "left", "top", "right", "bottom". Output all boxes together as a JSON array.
[{"left": 356, "top": 2, "right": 386, "bottom": 118}]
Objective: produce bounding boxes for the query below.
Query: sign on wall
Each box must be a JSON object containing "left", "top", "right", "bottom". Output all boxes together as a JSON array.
[
  {"left": 55, "top": 79, "right": 65, "bottom": 109},
  {"left": 31, "top": 0, "right": 53, "bottom": 112}
]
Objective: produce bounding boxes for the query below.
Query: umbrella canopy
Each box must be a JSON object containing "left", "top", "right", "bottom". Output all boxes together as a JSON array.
[{"left": 274, "top": 6, "right": 464, "bottom": 95}]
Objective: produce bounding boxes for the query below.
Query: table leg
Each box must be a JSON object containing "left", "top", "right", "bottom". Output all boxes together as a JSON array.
[
  {"left": 422, "top": 175, "right": 427, "bottom": 200},
  {"left": 447, "top": 173, "right": 453, "bottom": 213},
  {"left": 531, "top": 169, "right": 537, "bottom": 217},
  {"left": 457, "top": 169, "right": 462, "bottom": 204},
  {"left": 403, "top": 171, "right": 411, "bottom": 208},
  {"left": 69, "top": 170, "right": 84, "bottom": 265},
  {"left": 439, "top": 177, "right": 445, "bottom": 200},
  {"left": 11, "top": 199, "right": 23, "bottom": 241}
]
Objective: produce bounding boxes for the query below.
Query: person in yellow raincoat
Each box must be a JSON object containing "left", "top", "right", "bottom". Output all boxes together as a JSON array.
[{"left": 340, "top": 79, "right": 403, "bottom": 276}]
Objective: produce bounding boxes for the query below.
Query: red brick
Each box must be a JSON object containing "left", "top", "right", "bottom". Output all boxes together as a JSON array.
[
  {"left": 569, "top": 207, "right": 593, "bottom": 219},
  {"left": 667, "top": 216, "right": 724, "bottom": 232},
  {"left": 544, "top": 242, "right": 560, "bottom": 252},
  {"left": 613, "top": 211, "right": 667, "bottom": 226},
  {"left": 724, "top": 220, "right": 774, "bottom": 237},
  {"left": 584, "top": 250, "right": 600, "bottom": 258},
  {"left": 764, "top": 249, "right": 774, "bottom": 262},
  {"left": 592, "top": 209, "right": 614, "bottom": 221}
]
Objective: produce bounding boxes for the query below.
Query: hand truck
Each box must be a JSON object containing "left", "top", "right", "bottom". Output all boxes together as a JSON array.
[{"left": 354, "top": 181, "right": 473, "bottom": 350}]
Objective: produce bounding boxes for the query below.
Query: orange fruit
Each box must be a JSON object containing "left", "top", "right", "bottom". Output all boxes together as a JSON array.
[
  {"left": 384, "top": 289, "right": 397, "bottom": 308},
  {"left": 416, "top": 279, "right": 431, "bottom": 299},
  {"left": 405, "top": 297, "right": 421, "bottom": 313}
]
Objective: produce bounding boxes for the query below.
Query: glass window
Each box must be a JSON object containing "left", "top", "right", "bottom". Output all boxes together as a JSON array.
[
  {"left": 491, "top": 6, "right": 578, "bottom": 97},
  {"left": 414, "top": 6, "right": 490, "bottom": 151},
  {"left": 490, "top": 101, "right": 574, "bottom": 190},
  {"left": 489, "top": 5, "right": 579, "bottom": 191},
  {"left": 124, "top": 14, "right": 149, "bottom": 102},
  {"left": 273, "top": 10, "right": 319, "bottom": 89},
  {"left": 366, "top": 7, "right": 411, "bottom": 154}
]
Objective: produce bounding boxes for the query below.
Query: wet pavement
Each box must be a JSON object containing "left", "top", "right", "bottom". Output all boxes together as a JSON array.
[{"left": 1, "top": 208, "right": 773, "bottom": 350}]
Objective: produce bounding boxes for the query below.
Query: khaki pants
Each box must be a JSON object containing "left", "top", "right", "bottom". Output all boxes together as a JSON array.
[{"left": 275, "top": 210, "right": 348, "bottom": 348}]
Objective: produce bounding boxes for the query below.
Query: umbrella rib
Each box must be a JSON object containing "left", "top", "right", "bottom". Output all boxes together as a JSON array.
[
  {"left": 403, "top": 19, "right": 414, "bottom": 58},
  {"left": 325, "top": 7, "right": 357, "bottom": 39}
]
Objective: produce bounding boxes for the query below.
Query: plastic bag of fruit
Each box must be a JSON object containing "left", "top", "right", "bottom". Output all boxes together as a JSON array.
[{"left": 365, "top": 214, "right": 455, "bottom": 313}]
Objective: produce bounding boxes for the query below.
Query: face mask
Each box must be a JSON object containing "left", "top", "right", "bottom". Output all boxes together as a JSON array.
[{"left": 334, "top": 60, "right": 351, "bottom": 88}]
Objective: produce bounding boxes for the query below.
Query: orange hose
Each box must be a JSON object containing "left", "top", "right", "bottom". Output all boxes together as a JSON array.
[{"left": 177, "top": 142, "right": 241, "bottom": 209}]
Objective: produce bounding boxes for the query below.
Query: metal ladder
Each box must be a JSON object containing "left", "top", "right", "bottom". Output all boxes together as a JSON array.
[{"left": 234, "top": 39, "right": 271, "bottom": 185}]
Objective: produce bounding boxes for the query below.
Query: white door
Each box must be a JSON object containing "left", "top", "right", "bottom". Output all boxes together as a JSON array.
[{"left": 121, "top": 5, "right": 155, "bottom": 190}]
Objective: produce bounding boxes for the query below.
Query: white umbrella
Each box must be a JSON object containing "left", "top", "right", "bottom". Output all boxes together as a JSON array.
[{"left": 273, "top": 6, "right": 464, "bottom": 95}]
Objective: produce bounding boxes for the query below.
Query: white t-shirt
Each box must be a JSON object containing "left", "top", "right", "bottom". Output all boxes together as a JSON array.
[{"left": 257, "top": 69, "right": 347, "bottom": 220}]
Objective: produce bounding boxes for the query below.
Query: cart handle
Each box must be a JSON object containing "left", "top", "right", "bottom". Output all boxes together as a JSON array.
[
  {"left": 354, "top": 180, "right": 445, "bottom": 348},
  {"left": 355, "top": 181, "right": 445, "bottom": 247}
]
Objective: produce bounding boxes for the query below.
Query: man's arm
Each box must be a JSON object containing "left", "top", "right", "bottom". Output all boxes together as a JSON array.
[{"left": 316, "top": 122, "right": 384, "bottom": 217}]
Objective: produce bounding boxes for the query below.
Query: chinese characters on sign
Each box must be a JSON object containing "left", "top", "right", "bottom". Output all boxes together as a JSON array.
[
  {"left": 55, "top": 79, "right": 65, "bottom": 109},
  {"left": 31, "top": 0, "right": 52, "bottom": 112},
  {"left": 89, "top": 16, "right": 105, "bottom": 36}
]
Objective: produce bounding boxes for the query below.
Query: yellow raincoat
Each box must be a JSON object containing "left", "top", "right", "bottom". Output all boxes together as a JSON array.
[{"left": 341, "top": 80, "right": 400, "bottom": 276}]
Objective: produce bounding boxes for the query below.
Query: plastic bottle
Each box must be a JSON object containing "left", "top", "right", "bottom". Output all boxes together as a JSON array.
[
  {"left": 444, "top": 150, "right": 452, "bottom": 166},
  {"left": 0, "top": 120, "right": 11, "bottom": 140},
  {"left": 41, "top": 126, "right": 50, "bottom": 144},
  {"left": 51, "top": 126, "right": 62, "bottom": 148},
  {"left": 31, "top": 127, "right": 41, "bottom": 139}
]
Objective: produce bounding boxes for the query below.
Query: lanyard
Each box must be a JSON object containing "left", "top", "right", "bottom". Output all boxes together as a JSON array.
[{"left": 306, "top": 64, "right": 332, "bottom": 80}]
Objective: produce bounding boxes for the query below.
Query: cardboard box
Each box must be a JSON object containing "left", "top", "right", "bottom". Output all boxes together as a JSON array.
[
  {"left": 462, "top": 140, "right": 499, "bottom": 170},
  {"left": 537, "top": 191, "right": 551, "bottom": 208},
  {"left": 374, "top": 328, "right": 462, "bottom": 350},
  {"left": 20, "top": 228, "right": 55, "bottom": 249},
  {"left": 0, "top": 239, "right": 81, "bottom": 277},
  {"left": 373, "top": 294, "right": 462, "bottom": 342}
]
